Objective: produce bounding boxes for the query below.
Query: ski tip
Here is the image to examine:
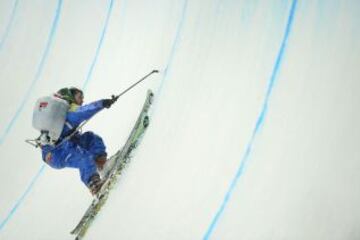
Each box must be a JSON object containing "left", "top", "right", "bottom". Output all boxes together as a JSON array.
[{"left": 152, "top": 69, "right": 159, "bottom": 73}]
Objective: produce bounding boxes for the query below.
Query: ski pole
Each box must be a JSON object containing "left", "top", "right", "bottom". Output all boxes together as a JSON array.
[
  {"left": 58, "top": 70, "right": 159, "bottom": 145},
  {"left": 111, "top": 69, "right": 159, "bottom": 102}
]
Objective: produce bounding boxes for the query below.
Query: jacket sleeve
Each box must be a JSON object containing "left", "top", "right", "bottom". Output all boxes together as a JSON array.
[{"left": 66, "top": 100, "right": 104, "bottom": 127}]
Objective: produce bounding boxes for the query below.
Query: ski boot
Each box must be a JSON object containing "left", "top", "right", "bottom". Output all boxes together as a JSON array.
[
  {"left": 98, "top": 154, "right": 118, "bottom": 179},
  {"left": 95, "top": 154, "right": 107, "bottom": 171},
  {"left": 88, "top": 174, "right": 103, "bottom": 195}
]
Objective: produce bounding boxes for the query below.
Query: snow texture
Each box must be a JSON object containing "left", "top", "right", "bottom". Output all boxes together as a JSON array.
[{"left": 0, "top": 0, "right": 360, "bottom": 239}]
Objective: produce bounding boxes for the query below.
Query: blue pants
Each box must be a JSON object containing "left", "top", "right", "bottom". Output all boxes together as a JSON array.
[{"left": 44, "top": 131, "right": 107, "bottom": 186}]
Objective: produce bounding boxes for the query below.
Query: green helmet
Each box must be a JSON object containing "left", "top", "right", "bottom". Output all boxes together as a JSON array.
[{"left": 57, "top": 87, "right": 83, "bottom": 104}]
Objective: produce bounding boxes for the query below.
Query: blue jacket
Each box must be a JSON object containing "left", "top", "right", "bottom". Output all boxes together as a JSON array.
[{"left": 41, "top": 100, "right": 105, "bottom": 161}]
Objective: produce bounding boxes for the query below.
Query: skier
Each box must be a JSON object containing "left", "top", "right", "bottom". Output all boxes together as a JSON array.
[{"left": 40, "top": 87, "right": 117, "bottom": 195}]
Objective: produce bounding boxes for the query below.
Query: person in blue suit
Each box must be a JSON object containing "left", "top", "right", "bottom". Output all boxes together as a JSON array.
[{"left": 41, "top": 87, "right": 116, "bottom": 195}]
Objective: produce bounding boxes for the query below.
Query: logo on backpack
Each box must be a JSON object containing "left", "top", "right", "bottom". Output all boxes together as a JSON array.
[{"left": 39, "top": 102, "right": 48, "bottom": 111}]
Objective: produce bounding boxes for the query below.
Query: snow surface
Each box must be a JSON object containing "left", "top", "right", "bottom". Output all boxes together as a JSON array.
[{"left": 0, "top": 0, "right": 360, "bottom": 239}]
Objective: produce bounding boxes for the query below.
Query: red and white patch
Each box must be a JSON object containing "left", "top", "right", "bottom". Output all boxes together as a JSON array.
[{"left": 39, "top": 102, "right": 48, "bottom": 110}]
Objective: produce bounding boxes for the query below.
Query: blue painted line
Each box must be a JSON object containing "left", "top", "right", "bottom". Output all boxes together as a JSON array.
[
  {"left": 0, "top": 164, "right": 46, "bottom": 231},
  {"left": 82, "top": 0, "right": 114, "bottom": 91},
  {"left": 203, "top": 1, "right": 297, "bottom": 239},
  {"left": 0, "top": 0, "right": 63, "bottom": 232},
  {"left": 153, "top": 0, "right": 188, "bottom": 109},
  {"left": 0, "top": 0, "right": 63, "bottom": 145},
  {"left": 0, "top": 0, "right": 20, "bottom": 52},
  {"left": 0, "top": 0, "right": 116, "bottom": 231}
]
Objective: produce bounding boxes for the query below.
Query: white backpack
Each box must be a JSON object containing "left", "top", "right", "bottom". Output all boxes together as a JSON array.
[{"left": 32, "top": 95, "right": 69, "bottom": 145}]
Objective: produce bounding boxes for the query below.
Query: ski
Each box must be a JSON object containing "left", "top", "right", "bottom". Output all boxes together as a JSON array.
[{"left": 70, "top": 90, "right": 154, "bottom": 239}]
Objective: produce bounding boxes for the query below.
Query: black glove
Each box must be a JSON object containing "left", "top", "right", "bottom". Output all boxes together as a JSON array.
[{"left": 102, "top": 95, "right": 118, "bottom": 109}]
